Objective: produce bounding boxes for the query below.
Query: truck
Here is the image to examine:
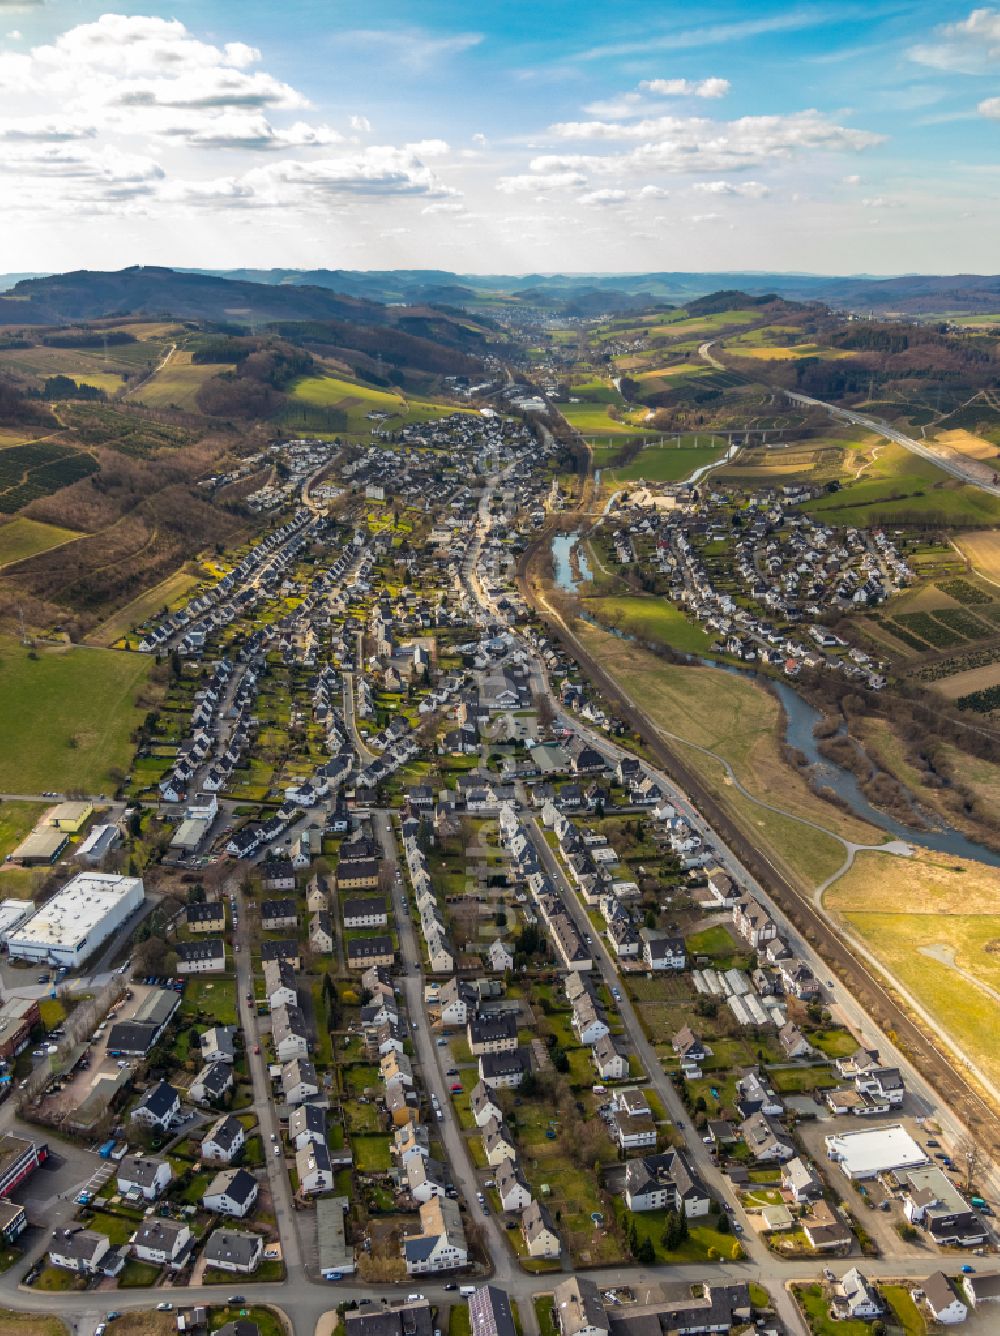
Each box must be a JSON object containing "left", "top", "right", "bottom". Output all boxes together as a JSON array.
[{"left": 459, "top": 1286, "right": 476, "bottom": 1297}]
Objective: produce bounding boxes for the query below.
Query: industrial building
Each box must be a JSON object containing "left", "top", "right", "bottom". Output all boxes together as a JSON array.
[
  {"left": 10, "top": 826, "right": 67, "bottom": 866},
  {"left": 5, "top": 872, "right": 144, "bottom": 969},
  {"left": 825, "top": 1124, "right": 928, "bottom": 1180}
]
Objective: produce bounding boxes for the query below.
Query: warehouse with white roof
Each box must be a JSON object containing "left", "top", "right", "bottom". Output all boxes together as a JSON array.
[
  {"left": 825, "top": 1123, "right": 928, "bottom": 1180},
  {"left": 6, "top": 873, "right": 144, "bottom": 968}
]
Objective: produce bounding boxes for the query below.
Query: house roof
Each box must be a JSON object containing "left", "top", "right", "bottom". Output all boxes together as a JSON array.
[{"left": 203, "top": 1229, "right": 261, "bottom": 1270}]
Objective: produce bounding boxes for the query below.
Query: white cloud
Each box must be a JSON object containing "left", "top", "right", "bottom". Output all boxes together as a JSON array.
[
  {"left": 579, "top": 188, "right": 629, "bottom": 206},
  {"left": 574, "top": 11, "right": 837, "bottom": 63},
  {"left": 979, "top": 95, "right": 1000, "bottom": 117},
  {"left": 404, "top": 138, "right": 450, "bottom": 157},
  {"left": 496, "top": 170, "right": 588, "bottom": 194},
  {"left": 421, "top": 199, "right": 466, "bottom": 215},
  {"left": 843, "top": 173, "right": 861, "bottom": 184},
  {"left": 861, "top": 196, "right": 901, "bottom": 208},
  {"left": 0, "top": 13, "right": 454, "bottom": 219},
  {"left": 349, "top": 114, "right": 372, "bottom": 133},
  {"left": 637, "top": 184, "right": 670, "bottom": 198},
  {"left": 690, "top": 212, "right": 722, "bottom": 223},
  {"left": 692, "top": 179, "right": 770, "bottom": 197},
  {"left": 471, "top": 132, "right": 487, "bottom": 146},
  {"left": 0, "top": 116, "right": 96, "bottom": 142},
  {"left": 171, "top": 115, "right": 344, "bottom": 151},
  {"left": 910, "top": 8, "right": 1000, "bottom": 74},
  {"left": 640, "top": 76, "right": 730, "bottom": 98}
]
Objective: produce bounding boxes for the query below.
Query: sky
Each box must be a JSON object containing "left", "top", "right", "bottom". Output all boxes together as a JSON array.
[{"left": 0, "top": 1, "right": 999, "bottom": 274}]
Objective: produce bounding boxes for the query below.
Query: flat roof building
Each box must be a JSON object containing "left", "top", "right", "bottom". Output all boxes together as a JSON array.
[
  {"left": 825, "top": 1123, "right": 928, "bottom": 1180},
  {"left": 11, "top": 827, "right": 67, "bottom": 866},
  {"left": 6, "top": 872, "right": 144, "bottom": 968}
]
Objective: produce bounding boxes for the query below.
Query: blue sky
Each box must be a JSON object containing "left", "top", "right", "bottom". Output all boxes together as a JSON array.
[{"left": 0, "top": 1, "right": 998, "bottom": 272}]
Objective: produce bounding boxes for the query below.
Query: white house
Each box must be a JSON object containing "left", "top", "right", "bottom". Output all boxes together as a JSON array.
[
  {"left": 203, "top": 1167, "right": 259, "bottom": 1218},
  {"left": 131, "top": 1219, "right": 192, "bottom": 1270},
  {"left": 201, "top": 1114, "right": 246, "bottom": 1164},
  {"left": 116, "top": 1154, "right": 172, "bottom": 1202},
  {"left": 202, "top": 1228, "right": 263, "bottom": 1275},
  {"left": 296, "top": 1143, "right": 334, "bottom": 1195},
  {"left": 923, "top": 1273, "right": 967, "bottom": 1327},
  {"left": 488, "top": 940, "right": 514, "bottom": 973},
  {"left": 130, "top": 1081, "right": 181, "bottom": 1132}
]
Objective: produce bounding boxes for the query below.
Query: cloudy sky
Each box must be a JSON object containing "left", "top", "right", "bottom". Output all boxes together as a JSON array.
[{"left": 1, "top": 1, "right": 999, "bottom": 274}]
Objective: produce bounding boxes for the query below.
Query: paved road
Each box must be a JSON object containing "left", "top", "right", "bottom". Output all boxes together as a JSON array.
[
  {"left": 233, "top": 877, "right": 306, "bottom": 1283},
  {"left": 373, "top": 811, "right": 514, "bottom": 1284}
]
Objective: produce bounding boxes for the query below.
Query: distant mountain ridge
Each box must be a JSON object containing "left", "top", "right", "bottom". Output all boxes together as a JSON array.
[{"left": 4, "top": 265, "right": 1000, "bottom": 321}]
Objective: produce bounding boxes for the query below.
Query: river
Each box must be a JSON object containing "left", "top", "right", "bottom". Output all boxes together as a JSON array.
[{"left": 550, "top": 533, "right": 1000, "bottom": 866}]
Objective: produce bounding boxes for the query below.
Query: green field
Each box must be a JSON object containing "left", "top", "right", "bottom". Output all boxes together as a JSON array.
[
  {"left": 605, "top": 444, "right": 727, "bottom": 483},
  {"left": 0, "top": 518, "right": 82, "bottom": 569},
  {"left": 583, "top": 595, "right": 714, "bottom": 654},
  {"left": 560, "top": 402, "right": 650, "bottom": 438},
  {"left": 0, "top": 800, "right": 46, "bottom": 859},
  {"left": 802, "top": 443, "right": 1000, "bottom": 526},
  {"left": 0, "top": 637, "right": 152, "bottom": 793},
  {"left": 287, "top": 373, "right": 467, "bottom": 437},
  {"left": 135, "top": 350, "right": 228, "bottom": 411}
]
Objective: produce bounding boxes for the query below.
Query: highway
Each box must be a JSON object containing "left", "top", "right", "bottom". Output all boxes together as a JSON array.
[{"left": 698, "top": 338, "right": 1000, "bottom": 495}]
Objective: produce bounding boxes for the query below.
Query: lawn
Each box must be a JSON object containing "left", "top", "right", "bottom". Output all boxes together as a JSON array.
[
  {"left": 209, "top": 1307, "right": 285, "bottom": 1336},
  {"left": 0, "top": 799, "right": 46, "bottom": 860},
  {"left": 449, "top": 1304, "right": 471, "bottom": 1336},
  {"left": 0, "top": 1308, "right": 69, "bottom": 1334},
  {"left": 614, "top": 1201, "right": 740, "bottom": 1263},
  {"left": 117, "top": 1258, "right": 162, "bottom": 1287},
  {"left": 604, "top": 444, "right": 726, "bottom": 484},
  {"left": 38, "top": 997, "right": 66, "bottom": 1030},
  {"left": 794, "top": 1284, "right": 868, "bottom": 1336},
  {"left": 0, "top": 635, "right": 153, "bottom": 793},
  {"left": 686, "top": 924, "right": 740, "bottom": 958},
  {"left": 534, "top": 1298, "right": 557, "bottom": 1336},
  {"left": 31, "top": 1266, "right": 81, "bottom": 1293},
  {"left": 0, "top": 517, "right": 81, "bottom": 569},
  {"left": 825, "top": 849, "right": 1000, "bottom": 1090},
  {"left": 583, "top": 596, "right": 713, "bottom": 655},
  {"left": 86, "top": 1209, "right": 137, "bottom": 1245},
  {"left": 353, "top": 1134, "right": 392, "bottom": 1172},
  {"left": 180, "top": 978, "right": 237, "bottom": 1026},
  {"left": 883, "top": 1285, "right": 928, "bottom": 1336}
]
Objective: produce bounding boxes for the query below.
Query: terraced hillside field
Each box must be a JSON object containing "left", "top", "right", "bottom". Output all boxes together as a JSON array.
[{"left": 0, "top": 441, "right": 98, "bottom": 514}]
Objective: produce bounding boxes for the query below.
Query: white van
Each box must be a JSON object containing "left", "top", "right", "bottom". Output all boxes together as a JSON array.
[{"left": 459, "top": 1286, "right": 476, "bottom": 1297}]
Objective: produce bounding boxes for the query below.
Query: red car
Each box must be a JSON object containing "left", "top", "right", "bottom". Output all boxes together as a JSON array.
[
  {"left": 253, "top": 1044, "right": 261, "bottom": 1055},
  {"left": 450, "top": 1082, "right": 463, "bottom": 1093}
]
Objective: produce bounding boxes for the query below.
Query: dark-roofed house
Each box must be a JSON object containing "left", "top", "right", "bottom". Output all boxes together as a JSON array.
[
  {"left": 468, "top": 1011, "right": 517, "bottom": 1056},
  {"left": 604, "top": 1282, "right": 751, "bottom": 1336},
  {"left": 132, "top": 1218, "right": 193, "bottom": 1270},
  {"left": 343, "top": 897, "right": 388, "bottom": 929},
  {"left": 130, "top": 1081, "right": 180, "bottom": 1132},
  {"left": 552, "top": 1277, "right": 606, "bottom": 1336},
  {"left": 202, "top": 1228, "right": 264, "bottom": 1275},
  {"left": 336, "top": 858, "right": 381, "bottom": 891},
  {"left": 186, "top": 901, "right": 225, "bottom": 934},
  {"left": 202, "top": 1114, "right": 246, "bottom": 1164},
  {"left": 495, "top": 1160, "right": 532, "bottom": 1213},
  {"left": 923, "top": 1272, "right": 967, "bottom": 1326},
  {"left": 261, "top": 898, "right": 298, "bottom": 930},
  {"left": 49, "top": 1228, "right": 120, "bottom": 1276},
  {"left": 623, "top": 1150, "right": 711, "bottom": 1216},
  {"left": 288, "top": 1103, "right": 327, "bottom": 1151},
  {"left": 190, "top": 1061, "right": 234, "bottom": 1106},
  {"left": 470, "top": 1286, "right": 517, "bottom": 1336},
  {"left": 522, "top": 1199, "right": 560, "bottom": 1259},
  {"left": 107, "top": 987, "right": 179, "bottom": 1055},
  {"left": 116, "top": 1153, "right": 172, "bottom": 1201},
  {"left": 479, "top": 1048, "right": 529, "bottom": 1090},
  {"left": 470, "top": 1080, "right": 503, "bottom": 1128},
  {"left": 344, "top": 1298, "right": 433, "bottom": 1336},
  {"left": 348, "top": 935, "right": 395, "bottom": 969},
  {"left": 261, "top": 939, "right": 301, "bottom": 968},
  {"left": 260, "top": 861, "right": 296, "bottom": 892},
  {"left": 203, "top": 1166, "right": 259, "bottom": 1218},
  {"left": 176, "top": 938, "right": 226, "bottom": 974}
]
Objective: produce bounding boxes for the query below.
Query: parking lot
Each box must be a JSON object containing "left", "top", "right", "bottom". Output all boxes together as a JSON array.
[
  {"left": 33, "top": 982, "right": 161, "bottom": 1123},
  {"left": 796, "top": 1111, "right": 959, "bottom": 1260}
]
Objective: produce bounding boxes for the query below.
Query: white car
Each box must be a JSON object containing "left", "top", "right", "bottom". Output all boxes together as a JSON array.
[{"left": 156, "top": 1303, "right": 173, "bottom": 1312}]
